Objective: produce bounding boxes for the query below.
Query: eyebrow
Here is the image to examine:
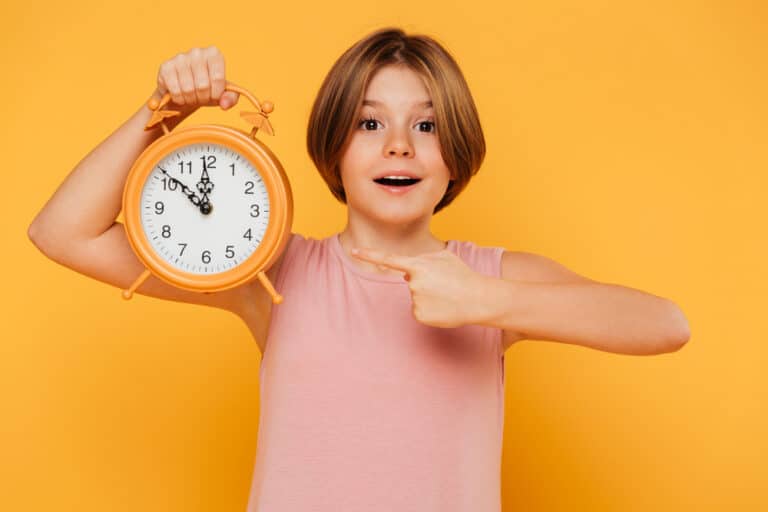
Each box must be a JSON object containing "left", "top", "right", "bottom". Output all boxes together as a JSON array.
[{"left": 362, "top": 99, "right": 433, "bottom": 109}]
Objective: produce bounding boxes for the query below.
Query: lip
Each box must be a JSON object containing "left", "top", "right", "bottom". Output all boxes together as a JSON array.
[
  {"left": 372, "top": 169, "right": 421, "bottom": 180},
  {"left": 373, "top": 180, "right": 421, "bottom": 195}
]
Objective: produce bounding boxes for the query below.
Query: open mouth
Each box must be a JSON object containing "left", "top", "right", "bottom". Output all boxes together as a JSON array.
[{"left": 373, "top": 177, "right": 422, "bottom": 187}]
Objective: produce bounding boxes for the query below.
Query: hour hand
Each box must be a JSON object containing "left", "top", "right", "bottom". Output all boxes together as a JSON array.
[
  {"left": 197, "top": 180, "right": 214, "bottom": 195},
  {"left": 158, "top": 166, "right": 202, "bottom": 207},
  {"left": 196, "top": 158, "right": 215, "bottom": 196}
]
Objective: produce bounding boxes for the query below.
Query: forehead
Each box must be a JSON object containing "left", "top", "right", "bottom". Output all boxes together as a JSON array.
[{"left": 362, "top": 65, "right": 432, "bottom": 109}]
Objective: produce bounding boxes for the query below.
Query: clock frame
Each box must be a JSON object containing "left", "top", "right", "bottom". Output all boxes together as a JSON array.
[{"left": 121, "top": 85, "right": 292, "bottom": 304}]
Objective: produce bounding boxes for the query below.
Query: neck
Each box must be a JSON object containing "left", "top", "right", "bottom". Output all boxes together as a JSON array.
[{"left": 337, "top": 213, "right": 447, "bottom": 275}]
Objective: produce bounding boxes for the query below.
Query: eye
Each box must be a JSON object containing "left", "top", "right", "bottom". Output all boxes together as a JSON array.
[
  {"left": 358, "top": 115, "right": 381, "bottom": 131},
  {"left": 417, "top": 121, "right": 436, "bottom": 133}
]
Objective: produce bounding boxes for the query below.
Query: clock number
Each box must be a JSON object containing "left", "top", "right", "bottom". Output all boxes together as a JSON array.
[
  {"left": 201, "top": 155, "right": 216, "bottom": 169},
  {"left": 178, "top": 243, "right": 187, "bottom": 256},
  {"left": 243, "top": 228, "right": 252, "bottom": 241},
  {"left": 161, "top": 225, "right": 171, "bottom": 238},
  {"left": 244, "top": 181, "right": 255, "bottom": 194},
  {"left": 225, "top": 245, "right": 235, "bottom": 258},
  {"left": 161, "top": 177, "right": 178, "bottom": 191},
  {"left": 202, "top": 250, "right": 211, "bottom": 264},
  {"left": 154, "top": 201, "right": 164, "bottom": 215},
  {"left": 178, "top": 161, "right": 192, "bottom": 174},
  {"left": 250, "top": 204, "right": 260, "bottom": 217},
  {"left": 230, "top": 163, "right": 236, "bottom": 176}
]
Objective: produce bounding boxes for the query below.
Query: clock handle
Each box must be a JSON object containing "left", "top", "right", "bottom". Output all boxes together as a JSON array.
[
  {"left": 122, "top": 269, "right": 152, "bottom": 300},
  {"left": 256, "top": 271, "right": 283, "bottom": 304},
  {"left": 145, "top": 82, "right": 275, "bottom": 139}
]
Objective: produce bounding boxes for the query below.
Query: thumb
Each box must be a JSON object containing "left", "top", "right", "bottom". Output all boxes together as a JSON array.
[{"left": 219, "top": 91, "right": 239, "bottom": 110}]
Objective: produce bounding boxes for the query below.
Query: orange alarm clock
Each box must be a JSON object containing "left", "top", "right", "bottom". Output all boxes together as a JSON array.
[{"left": 121, "top": 83, "right": 293, "bottom": 304}]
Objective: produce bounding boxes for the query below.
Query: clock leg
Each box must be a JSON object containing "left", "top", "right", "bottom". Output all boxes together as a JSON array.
[
  {"left": 256, "top": 271, "right": 283, "bottom": 304},
  {"left": 122, "top": 269, "right": 152, "bottom": 300}
]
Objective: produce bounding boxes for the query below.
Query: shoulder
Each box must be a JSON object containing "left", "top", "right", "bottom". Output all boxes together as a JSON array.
[
  {"left": 273, "top": 232, "right": 318, "bottom": 265},
  {"left": 280, "top": 232, "right": 322, "bottom": 259},
  {"left": 449, "top": 239, "right": 506, "bottom": 278},
  {"left": 500, "top": 249, "right": 596, "bottom": 284},
  {"left": 268, "top": 232, "right": 335, "bottom": 283}
]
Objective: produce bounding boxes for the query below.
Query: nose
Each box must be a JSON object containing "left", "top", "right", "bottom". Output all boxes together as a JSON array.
[{"left": 383, "top": 126, "right": 413, "bottom": 157}]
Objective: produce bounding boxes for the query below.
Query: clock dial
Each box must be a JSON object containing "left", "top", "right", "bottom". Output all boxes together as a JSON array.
[{"left": 139, "top": 142, "right": 270, "bottom": 274}]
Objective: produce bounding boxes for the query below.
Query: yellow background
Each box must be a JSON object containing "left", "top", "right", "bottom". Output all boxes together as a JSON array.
[{"left": 2, "top": 0, "right": 765, "bottom": 510}]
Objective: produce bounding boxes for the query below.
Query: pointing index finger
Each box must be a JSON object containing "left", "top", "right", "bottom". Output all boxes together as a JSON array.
[{"left": 351, "top": 248, "right": 415, "bottom": 273}]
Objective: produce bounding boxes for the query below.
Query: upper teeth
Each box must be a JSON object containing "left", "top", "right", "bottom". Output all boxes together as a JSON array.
[{"left": 382, "top": 176, "right": 415, "bottom": 179}]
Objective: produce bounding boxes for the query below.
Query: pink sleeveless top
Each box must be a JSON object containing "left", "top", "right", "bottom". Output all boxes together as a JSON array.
[{"left": 246, "top": 232, "right": 506, "bottom": 512}]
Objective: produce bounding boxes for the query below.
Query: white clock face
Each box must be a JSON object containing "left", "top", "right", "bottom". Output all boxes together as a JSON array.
[{"left": 139, "top": 142, "right": 271, "bottom": 274}]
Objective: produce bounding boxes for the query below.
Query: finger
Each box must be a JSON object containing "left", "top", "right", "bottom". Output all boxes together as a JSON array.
[
  {"left": 350, "top": 248, "right": 415, "bottom": 273},
  {"left": 160, "top": 63, "right": 184, "bottom": 106},
  {"left": 206, "top": 46, "right": 225, "bottom": 102},
  {"left": 176, "top": 54, "right": 197, "bottom": 105},
  {"left": 190, "top": 48, "right": 211, "bottom": 104},
  {"left": 218, "top": 77, "right": 239, "bottom": 109}
]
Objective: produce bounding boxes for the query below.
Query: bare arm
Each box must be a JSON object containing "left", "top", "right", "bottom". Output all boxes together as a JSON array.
[
  {"left": 29, "top": 100, "right": 178, "bottom": 245},
  {"left": 491, "top": 251, "right": 691, "bottom": 354},
  {"left": 485, "top": 278, "right": 690, "bottom": 355}
]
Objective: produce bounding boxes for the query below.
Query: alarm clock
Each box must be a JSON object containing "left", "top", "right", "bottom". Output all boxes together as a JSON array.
[{"left": 121, "top": 83, "right": 293, "bottom": 304}]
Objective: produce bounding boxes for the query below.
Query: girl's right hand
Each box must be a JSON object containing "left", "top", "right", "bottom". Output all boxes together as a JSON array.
[{"left": 151, "top": 46, "right": 240, "bottom": 115}]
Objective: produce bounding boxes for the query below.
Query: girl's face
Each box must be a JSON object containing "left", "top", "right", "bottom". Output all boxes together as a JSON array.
[{"left": 339, "top": 64, "right": 452, "bottom": 227}]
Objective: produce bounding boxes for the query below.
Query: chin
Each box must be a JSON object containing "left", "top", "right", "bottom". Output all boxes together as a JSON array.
[
  {"left": 365, "top": 205, "right": 434, "bottom": 225},
  {"left": 347, "top": 186, "right": 441, "bottom": 222}
]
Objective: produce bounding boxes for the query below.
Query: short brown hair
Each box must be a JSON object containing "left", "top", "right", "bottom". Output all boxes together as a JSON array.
[{"left": 306, "top": 27, "right": 486, "bottom": 214}]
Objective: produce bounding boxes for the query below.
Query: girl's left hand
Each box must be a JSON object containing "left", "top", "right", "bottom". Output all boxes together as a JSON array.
[{"left": 351, "top": 246, "right": 491, "bottom": 328}]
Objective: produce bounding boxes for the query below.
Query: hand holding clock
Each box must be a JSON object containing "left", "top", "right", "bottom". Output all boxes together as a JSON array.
[{"left": 152, "top": 46, "right": 241, "bottom": 114}]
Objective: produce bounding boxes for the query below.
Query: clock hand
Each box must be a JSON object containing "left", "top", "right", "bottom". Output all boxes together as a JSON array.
[
  {"left": 196, "top": 158, "right": 215, "bottom": 199},
  {"left": 196, "top": 157, "right": 215, "bottom": 214},
  {"left": 157, "top": 166, "right": 203, "bottom": 208}
]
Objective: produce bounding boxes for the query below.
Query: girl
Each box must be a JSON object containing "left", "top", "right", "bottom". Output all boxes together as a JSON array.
[{"left": 28, "top": 27, "right": 690, "bottom": 511}]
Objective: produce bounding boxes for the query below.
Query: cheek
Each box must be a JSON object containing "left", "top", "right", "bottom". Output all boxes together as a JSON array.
[
  {"left": 416, "top": 138, "right": 447, "bottom": 165},
  {"left": 421, "top": 147, "right": 451, "bottom": 179},
  {"left": 340, "top": 140, "right": 375, "bottom": 176}
]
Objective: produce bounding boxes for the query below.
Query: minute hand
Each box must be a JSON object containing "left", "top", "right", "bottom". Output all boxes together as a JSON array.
[{"left": 158, "top": 166, "right": 202, "bottom": 207}]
